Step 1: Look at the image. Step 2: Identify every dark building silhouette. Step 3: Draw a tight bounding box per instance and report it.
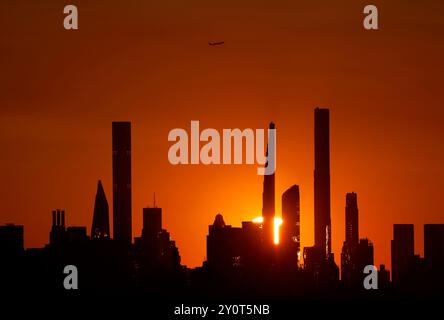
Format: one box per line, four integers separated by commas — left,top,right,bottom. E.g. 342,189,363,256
91,180,110,239
279,185,300,268
0,224,24,256
3,117,444,301
66,226,89,244
49,209,66,245
314,108,331,258
0,224,25,293
49,210,89,245
240,220,263,272
345,192,359,247
157,229,181,270
341,192,373,288
424,224,444,269
303,246,323,277
304,109,338,286
206,214,265,281
142,207,162,240
424,224,444,284
138,207,162,261
378,264,390,290
355,239,374,278
207,214,243,275
135,206,181,272
340,249,351,282
112,122,132,245
391,224,414,285
262,122,276,248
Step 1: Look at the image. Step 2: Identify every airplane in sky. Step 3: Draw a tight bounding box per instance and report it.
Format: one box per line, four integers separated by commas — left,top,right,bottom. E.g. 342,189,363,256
208,41,225,46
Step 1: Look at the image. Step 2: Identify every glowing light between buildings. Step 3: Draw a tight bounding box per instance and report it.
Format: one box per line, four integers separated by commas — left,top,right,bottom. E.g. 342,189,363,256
252,216,283,245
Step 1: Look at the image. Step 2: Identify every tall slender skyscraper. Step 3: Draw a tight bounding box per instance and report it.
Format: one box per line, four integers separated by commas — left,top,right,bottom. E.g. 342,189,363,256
341,192,370,287
112,122,132,245
262,122,275,247
281,185,300,266
345,192,359,247
91,180,110,239
314,108,331,258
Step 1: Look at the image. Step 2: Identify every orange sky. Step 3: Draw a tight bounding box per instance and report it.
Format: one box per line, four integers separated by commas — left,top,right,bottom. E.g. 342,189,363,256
1,1,443,269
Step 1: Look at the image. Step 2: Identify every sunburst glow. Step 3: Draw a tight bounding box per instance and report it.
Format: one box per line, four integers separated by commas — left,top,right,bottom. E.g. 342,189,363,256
252,216,283,245
273,217,283,245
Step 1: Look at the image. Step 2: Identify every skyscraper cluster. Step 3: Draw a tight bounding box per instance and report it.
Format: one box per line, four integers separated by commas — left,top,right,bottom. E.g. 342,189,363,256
0,121,183,294
0,111,444,299
391,223,444,291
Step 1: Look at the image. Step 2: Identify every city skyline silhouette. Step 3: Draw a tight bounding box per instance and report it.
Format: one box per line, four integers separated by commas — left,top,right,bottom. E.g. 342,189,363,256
1,1,444,291
1,108,444,300
1,109,443,273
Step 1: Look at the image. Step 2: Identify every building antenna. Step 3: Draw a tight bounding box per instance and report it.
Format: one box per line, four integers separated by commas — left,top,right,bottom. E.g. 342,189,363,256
153,192,156,208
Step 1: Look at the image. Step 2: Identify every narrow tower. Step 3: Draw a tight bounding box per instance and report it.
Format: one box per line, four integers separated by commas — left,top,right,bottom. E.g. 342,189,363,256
112,122,132,245
281,185,300,266
345,192,359,247
314,108,332,258
262,122,276,248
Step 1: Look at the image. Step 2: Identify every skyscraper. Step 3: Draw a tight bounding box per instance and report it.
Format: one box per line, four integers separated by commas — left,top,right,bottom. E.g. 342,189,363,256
134,205,182,271
304,109,339,285
345,192,359,247
314,108,331,258
280,185,300,266
391,224,414,285
262,122,276,248
424,224,444,273
207,214,243,274
341,192,365,286
91,180,110,239
354,238,374,283
141,206,162,263
142,207,162,241
112,122,132,245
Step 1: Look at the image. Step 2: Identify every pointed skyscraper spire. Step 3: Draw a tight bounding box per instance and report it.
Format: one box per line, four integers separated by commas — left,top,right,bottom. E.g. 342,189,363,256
91,180,110,239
